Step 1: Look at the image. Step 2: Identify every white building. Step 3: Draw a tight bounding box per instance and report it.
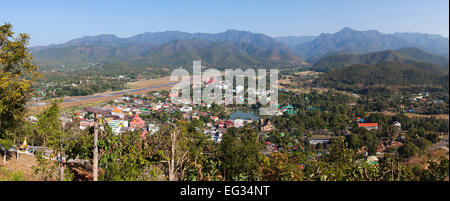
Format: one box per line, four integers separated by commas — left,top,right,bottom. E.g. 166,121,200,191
234,119,244,128
148,123,160,135
392,121,402,130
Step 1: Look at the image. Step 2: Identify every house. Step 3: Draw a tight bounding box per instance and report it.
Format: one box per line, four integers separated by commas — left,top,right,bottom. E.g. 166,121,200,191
356,117,365,123
392,121,402,130
234,119,244,128
282,105,296,114
358,123,379,130
107,120,122,134
210,116,219,122
80,119,94,131
148,123,160,135
216,120,225,128
308,137,331,145
111,108,123,116
366,156,379,165
180,105,192,113
28,116,38,123
225,120,235,128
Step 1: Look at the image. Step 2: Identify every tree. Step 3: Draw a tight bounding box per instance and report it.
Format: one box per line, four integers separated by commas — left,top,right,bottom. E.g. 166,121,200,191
420,157,449,181
146,121,191,181
347,134,363,150
0,23,39,163
98,127,162,181
377,154,414,181
219,127,263,180
93,113,99,181
258,152,305,181
397,142,419,161
36,100,69,181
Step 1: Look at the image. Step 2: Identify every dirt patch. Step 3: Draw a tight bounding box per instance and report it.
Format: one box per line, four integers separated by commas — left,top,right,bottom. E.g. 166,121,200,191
404,148,449,169
404,113,449,120
377,111,449,120
0,152,38,181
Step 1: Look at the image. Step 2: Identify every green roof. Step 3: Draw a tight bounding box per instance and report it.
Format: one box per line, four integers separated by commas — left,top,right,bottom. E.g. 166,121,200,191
282,105,294,109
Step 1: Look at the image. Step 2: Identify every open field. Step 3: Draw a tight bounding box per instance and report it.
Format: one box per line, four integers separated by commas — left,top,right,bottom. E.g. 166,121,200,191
29,76,176,114
377,111,449,120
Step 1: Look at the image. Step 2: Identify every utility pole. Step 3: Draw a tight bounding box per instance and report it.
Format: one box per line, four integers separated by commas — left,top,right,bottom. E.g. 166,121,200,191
93,113,99,181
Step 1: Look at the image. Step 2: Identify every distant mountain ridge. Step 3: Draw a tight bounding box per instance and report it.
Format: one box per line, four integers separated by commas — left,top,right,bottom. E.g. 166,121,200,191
30,30,301,70
30,28,449,71
295,27,449,61
136,38,301,69
275,36,317,48
312,47,449,72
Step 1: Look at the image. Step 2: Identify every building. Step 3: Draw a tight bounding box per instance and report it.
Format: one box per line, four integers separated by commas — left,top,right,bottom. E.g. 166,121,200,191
392,121,402,130
358,123,379,130
111,108,124,117
356,117,365,123
107,120,122,134
366,156,379,165
148,123,160,135
180,105,193,113
308,137,331,145
234,119,244,128
282,105,296,115
225,120,235,128
80,119,94,131
130,113,146,129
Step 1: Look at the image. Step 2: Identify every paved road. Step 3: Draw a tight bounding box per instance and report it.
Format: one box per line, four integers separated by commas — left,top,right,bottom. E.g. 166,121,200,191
427,136,449,151
29,81,180,107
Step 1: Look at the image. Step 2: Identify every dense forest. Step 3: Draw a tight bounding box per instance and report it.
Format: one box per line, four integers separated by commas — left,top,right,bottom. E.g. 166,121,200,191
316,62,449,93
312,47,449,72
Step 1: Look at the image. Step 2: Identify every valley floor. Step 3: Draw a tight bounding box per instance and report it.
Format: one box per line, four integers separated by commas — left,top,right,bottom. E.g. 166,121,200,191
29,76,176,114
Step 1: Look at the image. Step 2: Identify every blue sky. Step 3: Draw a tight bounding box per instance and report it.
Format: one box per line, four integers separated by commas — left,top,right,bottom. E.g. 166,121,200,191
2,0,448,46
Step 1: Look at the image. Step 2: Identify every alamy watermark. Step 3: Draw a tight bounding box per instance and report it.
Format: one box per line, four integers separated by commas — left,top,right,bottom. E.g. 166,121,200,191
170,60,278,115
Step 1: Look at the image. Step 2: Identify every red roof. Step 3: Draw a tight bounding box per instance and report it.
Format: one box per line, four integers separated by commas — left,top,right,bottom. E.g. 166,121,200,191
358,123,378,127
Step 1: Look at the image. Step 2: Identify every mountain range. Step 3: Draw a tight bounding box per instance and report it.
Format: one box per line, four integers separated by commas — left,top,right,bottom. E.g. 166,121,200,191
294,27,449,62
30,30,301,70
30,28,449,71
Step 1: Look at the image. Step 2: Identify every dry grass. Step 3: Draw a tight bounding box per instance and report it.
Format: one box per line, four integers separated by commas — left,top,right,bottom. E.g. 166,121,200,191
0,153,38,181
377,111,449,120
294,71,322,76
404,148,449,169
404,113,449,120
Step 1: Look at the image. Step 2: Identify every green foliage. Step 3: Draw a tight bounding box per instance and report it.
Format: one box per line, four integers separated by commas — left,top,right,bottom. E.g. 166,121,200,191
0,23,39,150
99,127,163,181
0,167,25,181
218,127,264,180
316,62,448,95
32,150,58,181
312,48,448,72
420,157,449,181
398,142,419,160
